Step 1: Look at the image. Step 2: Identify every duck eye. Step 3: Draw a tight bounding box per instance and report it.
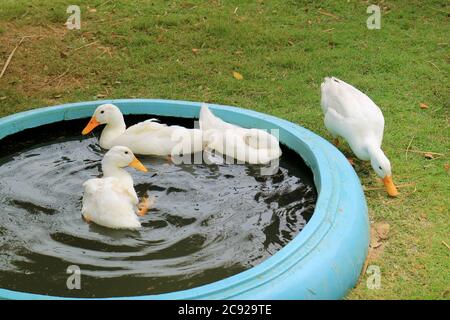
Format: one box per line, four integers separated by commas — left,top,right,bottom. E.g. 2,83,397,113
125,151,129,155
378,166,382,170
100,110,105,114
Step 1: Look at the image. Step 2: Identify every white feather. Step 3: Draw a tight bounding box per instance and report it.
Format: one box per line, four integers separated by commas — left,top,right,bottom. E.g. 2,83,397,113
320,77,385,160
199,104,282,164
82,177,141,229
90,104,203,156
81,146,146,230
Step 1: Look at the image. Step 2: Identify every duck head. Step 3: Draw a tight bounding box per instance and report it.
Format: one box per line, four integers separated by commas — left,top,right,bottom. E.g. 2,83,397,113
82,104,124,135
103,146,148,172
369,148,399,197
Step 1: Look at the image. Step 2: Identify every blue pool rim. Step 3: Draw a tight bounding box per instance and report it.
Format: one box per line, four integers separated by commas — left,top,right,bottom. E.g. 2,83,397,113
0,99,369,300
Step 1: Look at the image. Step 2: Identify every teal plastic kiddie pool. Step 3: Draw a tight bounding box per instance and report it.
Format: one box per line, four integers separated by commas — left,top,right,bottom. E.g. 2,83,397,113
0,99,369,300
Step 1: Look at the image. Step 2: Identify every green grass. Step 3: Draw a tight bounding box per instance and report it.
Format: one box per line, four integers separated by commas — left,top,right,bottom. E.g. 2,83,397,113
0,0,449,299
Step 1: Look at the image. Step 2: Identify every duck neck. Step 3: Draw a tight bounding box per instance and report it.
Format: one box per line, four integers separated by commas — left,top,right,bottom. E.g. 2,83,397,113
366,143,384,160
99,115,126,149
101,158,133,190
366,143,390,177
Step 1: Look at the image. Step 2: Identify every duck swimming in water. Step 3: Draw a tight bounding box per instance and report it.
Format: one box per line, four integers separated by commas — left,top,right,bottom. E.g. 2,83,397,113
199,104,282,165
82,146,150,229
82,104,204,157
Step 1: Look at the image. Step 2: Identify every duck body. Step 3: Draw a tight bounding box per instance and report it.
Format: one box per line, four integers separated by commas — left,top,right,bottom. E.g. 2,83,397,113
81,146,149,230
321,76,384,160
199,105,282,164
320,76,398,196
110,120,204,156
82,177,141,229
83,104,203,156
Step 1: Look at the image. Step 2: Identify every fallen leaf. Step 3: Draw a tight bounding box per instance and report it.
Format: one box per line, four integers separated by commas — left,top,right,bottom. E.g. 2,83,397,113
232,71,243,80
52,94,62,99
0,96,6,101
191,48,199,54
88,8,97,13
424,152,434,159
368,226,385,261
445,163,450,171
369,227,380,248
375,222,390,240
419,103,429,109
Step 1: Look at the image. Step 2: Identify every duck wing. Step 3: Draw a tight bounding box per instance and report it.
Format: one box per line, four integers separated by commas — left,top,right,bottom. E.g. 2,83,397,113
321,77,384,140
82,177,140,229
83,177,137,211
124,119,168,135
113,119,183,155
321,77,358,117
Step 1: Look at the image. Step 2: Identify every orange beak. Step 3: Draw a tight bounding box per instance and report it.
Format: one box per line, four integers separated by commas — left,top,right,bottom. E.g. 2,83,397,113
383,175,399,197
129,157,148,172
82,117,101,135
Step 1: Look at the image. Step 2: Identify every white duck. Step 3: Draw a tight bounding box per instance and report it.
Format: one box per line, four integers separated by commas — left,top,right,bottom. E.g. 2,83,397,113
199,104,282,164
82,104,204,157
320,76,398,197
82,146,150,229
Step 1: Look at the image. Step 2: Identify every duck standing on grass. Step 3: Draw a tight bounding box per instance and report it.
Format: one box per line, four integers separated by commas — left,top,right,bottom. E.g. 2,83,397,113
320,77,399,197
82,146,151,229
82,103,204,158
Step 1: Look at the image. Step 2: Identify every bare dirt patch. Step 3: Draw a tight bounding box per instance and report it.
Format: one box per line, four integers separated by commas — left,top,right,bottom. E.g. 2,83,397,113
357,221,391,286
0,22,112,101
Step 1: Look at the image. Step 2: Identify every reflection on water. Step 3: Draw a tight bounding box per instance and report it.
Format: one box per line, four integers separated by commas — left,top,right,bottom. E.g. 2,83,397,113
0,116,316,297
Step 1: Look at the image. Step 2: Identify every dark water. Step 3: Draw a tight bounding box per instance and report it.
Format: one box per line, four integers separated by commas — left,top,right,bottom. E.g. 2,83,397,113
0,115,317,298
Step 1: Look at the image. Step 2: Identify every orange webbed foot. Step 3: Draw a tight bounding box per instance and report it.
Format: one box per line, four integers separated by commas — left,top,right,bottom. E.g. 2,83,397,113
137,196,155,216
82,214,91,224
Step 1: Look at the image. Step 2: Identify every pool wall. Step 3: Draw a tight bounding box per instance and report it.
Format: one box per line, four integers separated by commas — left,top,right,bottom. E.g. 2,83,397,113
0,99,369,300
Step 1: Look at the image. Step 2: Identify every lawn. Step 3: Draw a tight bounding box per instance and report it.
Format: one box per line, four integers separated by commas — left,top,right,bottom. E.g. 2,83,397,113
0,0,448,299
